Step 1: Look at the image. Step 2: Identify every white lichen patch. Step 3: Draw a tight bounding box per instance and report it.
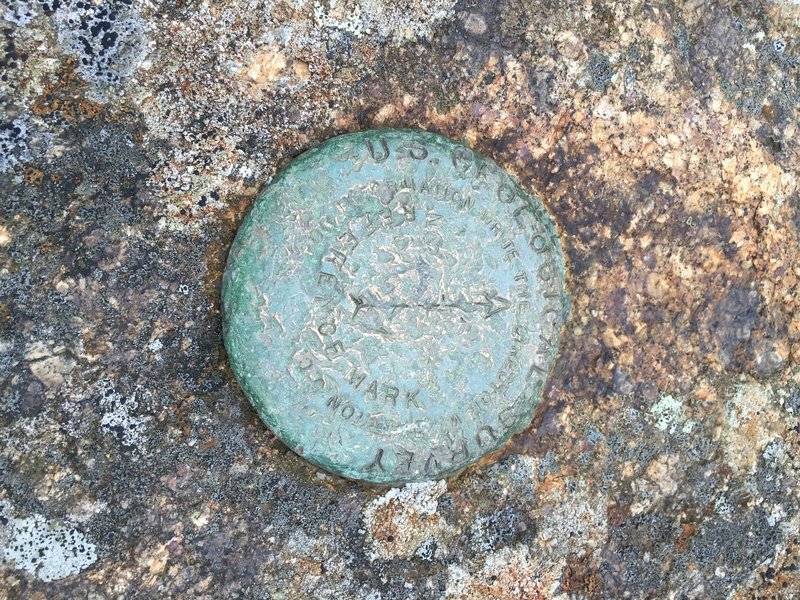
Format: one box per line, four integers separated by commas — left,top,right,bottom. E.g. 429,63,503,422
313,0,457,43
722,382,785,476
763,438,787,470
53,0,151,95
122,0,458,233
97,380,151,450
648,394,686,433
256,530,354,597
363,480,450,560
2,513,97,582
714,493,734,517
3,1,39,26
537,478,608,555
494,454,539,496
444,544,564,599
0,116,31,173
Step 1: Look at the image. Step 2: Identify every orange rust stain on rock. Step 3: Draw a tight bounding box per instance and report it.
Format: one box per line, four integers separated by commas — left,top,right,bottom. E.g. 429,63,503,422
23,166,44,188
31,60,105,123
200,436,220,451
675,521,699,552
562,553,603,598
607,503,630,528
204,195,253,306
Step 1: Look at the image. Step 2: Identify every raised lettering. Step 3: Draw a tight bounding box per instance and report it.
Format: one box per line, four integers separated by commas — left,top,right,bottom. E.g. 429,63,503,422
538,261,557,282
363,448,387,472
324,248,347,269
424,452,442,474
477,292,512,319
530,233,549,254
474,159,496,182
309,374,326,392
503,240,519,262
406,137,428,160
427,211,443,224
451,146,473,174
337,230,357,249
450,439,470,461
405,388,423,410
317,271,336,285
366,137,390,162
397,202,415,222
350,293,367,318
385,386,399,406
366,380,378,401
527,361,547,379
345,366,368,389
497,182,516,204
318,322,336,336
452,190,474,211
293,350,313,371
325,340,344,358
395,447,415,473
475,425,498,447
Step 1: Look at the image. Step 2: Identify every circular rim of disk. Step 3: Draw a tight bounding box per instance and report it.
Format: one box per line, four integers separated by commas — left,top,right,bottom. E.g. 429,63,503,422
222,129,568,484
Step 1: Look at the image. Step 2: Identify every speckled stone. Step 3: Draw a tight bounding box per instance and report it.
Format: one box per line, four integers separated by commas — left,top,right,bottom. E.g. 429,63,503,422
2,0,800,598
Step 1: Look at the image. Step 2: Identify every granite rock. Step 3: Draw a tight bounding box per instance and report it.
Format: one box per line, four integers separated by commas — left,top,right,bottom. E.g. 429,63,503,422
2,0,800,598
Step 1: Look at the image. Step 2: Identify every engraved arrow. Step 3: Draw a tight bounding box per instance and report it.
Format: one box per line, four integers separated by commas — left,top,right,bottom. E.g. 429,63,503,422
473,291,512,319
349,293,367,318
348,290,512,319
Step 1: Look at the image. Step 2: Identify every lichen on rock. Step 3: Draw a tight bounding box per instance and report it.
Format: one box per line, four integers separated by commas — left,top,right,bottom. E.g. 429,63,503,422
2,0,800,597
1,509,97,583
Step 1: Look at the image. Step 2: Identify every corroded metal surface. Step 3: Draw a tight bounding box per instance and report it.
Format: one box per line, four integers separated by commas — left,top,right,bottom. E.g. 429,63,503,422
222,129,567,483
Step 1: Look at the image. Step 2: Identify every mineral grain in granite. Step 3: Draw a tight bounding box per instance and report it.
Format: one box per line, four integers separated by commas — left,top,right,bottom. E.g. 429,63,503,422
2,0,800,598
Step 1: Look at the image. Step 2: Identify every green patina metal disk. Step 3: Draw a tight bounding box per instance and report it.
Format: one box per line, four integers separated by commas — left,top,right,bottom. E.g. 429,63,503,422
222,129,568,484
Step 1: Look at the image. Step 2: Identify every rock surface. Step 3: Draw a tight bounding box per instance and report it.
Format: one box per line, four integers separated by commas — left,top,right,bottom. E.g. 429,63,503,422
2,0,800,598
